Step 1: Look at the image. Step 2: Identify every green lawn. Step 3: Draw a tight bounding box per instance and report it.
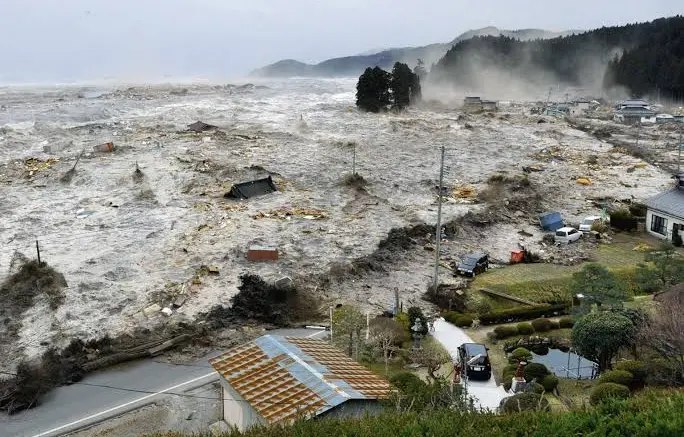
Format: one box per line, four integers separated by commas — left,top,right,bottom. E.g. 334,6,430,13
471,233,656,304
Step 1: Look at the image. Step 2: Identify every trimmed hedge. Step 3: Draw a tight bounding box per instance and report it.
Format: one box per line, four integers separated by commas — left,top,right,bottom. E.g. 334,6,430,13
444,312,474,328
590,383,630,405
524,363,550,382
509,347,532,364
541,374,559,392
479,304,569,325
598,370,634,388
531,318,553,332
516,322,534,335
610,209,637,231
494,325,519,339
501,392,550,413
558,316,575,328
615,360,647,388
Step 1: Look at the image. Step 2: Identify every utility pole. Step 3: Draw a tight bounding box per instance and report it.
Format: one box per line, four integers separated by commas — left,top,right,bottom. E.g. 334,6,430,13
433,146,445,293
329,306,333,345
678,128,683,174
366,311,370,341
352,143,356,175
36,240,41,265
546,88,552,106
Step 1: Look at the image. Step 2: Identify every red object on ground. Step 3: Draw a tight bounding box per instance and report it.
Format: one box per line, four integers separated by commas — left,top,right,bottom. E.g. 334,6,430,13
510,250,524,264
247,246,279,262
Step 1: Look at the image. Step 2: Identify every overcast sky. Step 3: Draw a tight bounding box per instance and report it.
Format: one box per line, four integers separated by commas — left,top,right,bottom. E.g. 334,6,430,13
0,0,682,83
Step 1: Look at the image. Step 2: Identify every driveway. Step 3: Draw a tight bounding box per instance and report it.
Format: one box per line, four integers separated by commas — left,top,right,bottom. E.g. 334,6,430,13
432,318,508,411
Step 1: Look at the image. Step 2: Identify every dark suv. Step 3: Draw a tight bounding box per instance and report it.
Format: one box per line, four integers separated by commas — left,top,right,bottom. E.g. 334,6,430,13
456,252,489,277
457,343,492,380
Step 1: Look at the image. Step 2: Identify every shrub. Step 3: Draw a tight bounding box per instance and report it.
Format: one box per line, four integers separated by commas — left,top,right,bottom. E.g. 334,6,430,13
610,209,637,231
479,304,570,325
598,370,634,388
541,374,559,392
501,392,550,413
531,318,553,332
591,221,609,234
494,325,519,339
615,360,647,388
549,320,560,330
590,382,630,405
529,343,549,355
516,322,534,335
524,363,550,382
530,382,545,394
558,316,575,328
444,312,473,328
509,348,532,364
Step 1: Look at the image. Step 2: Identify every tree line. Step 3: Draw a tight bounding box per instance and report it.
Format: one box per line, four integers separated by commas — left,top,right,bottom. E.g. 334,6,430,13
429,16,684,98
356,61,422,112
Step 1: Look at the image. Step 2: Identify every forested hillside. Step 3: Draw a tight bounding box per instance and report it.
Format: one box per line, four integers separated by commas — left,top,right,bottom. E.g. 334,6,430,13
430,16,684,98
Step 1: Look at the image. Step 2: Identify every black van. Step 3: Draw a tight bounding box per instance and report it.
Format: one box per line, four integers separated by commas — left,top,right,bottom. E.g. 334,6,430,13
456,252,489,277
457,343,492,380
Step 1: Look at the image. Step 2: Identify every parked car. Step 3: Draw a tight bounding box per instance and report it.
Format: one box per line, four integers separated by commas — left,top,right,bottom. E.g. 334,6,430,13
457,343,492,380
579,215,606,233
456,252,489,277
555,227,582,244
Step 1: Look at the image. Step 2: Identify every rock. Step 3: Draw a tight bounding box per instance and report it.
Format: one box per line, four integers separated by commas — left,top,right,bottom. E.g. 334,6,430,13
275,276,293,288
207,265,220,275
161,307,173,316
172,295,187,309
143,303,162,317
423,244,435,251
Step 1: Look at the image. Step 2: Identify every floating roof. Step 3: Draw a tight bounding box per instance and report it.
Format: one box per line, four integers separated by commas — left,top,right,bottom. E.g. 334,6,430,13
209,335,391,425
225,176,277,199
187,121,217,132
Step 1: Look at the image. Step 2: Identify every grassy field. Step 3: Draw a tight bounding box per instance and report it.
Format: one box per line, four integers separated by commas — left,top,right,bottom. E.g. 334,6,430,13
471,233,660,305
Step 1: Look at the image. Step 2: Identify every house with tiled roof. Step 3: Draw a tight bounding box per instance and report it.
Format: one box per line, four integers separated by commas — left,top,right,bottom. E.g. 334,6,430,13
209,335,391,431
645,174,684,242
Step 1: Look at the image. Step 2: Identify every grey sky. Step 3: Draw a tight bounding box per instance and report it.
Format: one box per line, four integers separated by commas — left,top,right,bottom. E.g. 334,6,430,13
0,0,682,83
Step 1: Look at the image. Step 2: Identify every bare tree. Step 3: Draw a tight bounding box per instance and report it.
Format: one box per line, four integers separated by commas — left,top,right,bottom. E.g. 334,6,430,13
410,338,451,380
368,317,406,375
332,305,365,359
641,290,684,382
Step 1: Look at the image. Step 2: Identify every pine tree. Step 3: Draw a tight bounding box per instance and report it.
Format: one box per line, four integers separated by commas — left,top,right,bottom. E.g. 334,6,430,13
355,67,392,112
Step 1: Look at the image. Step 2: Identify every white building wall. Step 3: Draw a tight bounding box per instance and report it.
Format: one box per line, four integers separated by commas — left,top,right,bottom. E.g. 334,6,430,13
646,209,684,241
221,382,265,431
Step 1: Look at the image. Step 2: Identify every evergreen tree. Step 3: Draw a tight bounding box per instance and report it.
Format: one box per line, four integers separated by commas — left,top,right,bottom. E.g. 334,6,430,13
355,67,391,112
390,62,421,110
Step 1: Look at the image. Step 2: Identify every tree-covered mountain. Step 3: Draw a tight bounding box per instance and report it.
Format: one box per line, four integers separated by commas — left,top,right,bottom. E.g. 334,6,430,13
430,16,684,99
250,27,578,78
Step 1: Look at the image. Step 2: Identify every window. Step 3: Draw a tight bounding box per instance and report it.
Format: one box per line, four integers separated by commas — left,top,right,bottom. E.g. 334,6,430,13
568,229,578,235
651,214,667,235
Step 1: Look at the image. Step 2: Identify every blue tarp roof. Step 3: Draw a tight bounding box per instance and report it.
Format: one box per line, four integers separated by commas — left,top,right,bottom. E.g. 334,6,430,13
539,211,564,231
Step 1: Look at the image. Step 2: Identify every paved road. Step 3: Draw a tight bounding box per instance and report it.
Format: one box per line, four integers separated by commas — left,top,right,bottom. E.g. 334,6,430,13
432,318,508,411
1,328,327,437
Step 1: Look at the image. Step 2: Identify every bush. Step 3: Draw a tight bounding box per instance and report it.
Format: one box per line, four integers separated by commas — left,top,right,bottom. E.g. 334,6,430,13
549,319,560,329
479,304,570,325
615,360,647,388
530,382,545,394
610,209,637,231
590,383,630,405
531,318,553,332
528,343,549,355
558,316,575,328
516,322,534,335
524,363,550,382
444,312,473,328
509,348,532,364
541,374,559,392
598,370,634,388
501,392,550,413
494,325,519,339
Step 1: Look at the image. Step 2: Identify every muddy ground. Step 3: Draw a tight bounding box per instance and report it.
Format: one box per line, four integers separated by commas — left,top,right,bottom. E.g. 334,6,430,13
0,79,675,371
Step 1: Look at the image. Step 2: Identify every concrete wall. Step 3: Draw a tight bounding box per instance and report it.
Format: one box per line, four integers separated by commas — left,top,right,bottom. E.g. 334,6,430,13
646,209,684,241
220,381,265,431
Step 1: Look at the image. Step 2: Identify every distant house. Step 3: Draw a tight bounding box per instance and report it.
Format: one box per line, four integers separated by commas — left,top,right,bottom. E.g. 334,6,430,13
463,96,482,111
481,100,498,111
645,174,684,242
616,99,650,110
614,106,656,124
209,335,391,431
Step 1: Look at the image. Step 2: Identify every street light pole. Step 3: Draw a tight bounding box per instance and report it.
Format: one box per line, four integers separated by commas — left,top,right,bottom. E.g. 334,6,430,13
433,146,446,293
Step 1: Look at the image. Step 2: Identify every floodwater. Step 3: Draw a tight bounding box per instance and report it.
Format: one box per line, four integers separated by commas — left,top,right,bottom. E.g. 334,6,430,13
0,78,672,370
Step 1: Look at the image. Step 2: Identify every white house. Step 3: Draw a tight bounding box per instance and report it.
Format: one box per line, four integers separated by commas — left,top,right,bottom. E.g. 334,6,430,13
208,335,390,431
645,175,684,241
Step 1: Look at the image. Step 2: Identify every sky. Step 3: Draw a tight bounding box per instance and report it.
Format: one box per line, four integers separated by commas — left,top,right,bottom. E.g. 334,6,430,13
0,0,682,83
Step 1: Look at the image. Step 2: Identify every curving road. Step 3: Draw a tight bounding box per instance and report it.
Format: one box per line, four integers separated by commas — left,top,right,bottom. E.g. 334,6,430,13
0,328,327,437
432,318,508,411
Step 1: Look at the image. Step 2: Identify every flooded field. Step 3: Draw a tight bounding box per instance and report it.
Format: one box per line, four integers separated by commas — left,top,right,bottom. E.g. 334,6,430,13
0,79,675,369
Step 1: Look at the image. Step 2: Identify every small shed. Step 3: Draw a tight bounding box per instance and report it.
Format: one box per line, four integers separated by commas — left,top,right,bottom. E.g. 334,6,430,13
209,335,391,431
247,245,279,262
225,176,277,199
